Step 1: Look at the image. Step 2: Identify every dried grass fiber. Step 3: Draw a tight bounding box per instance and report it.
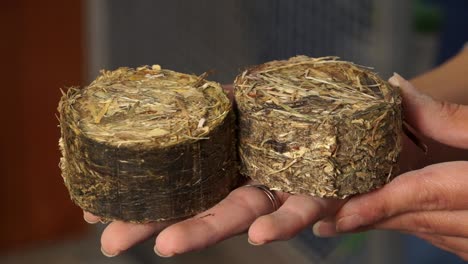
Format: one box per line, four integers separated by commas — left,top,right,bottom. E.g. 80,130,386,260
58,65,239,222
234,56,402,198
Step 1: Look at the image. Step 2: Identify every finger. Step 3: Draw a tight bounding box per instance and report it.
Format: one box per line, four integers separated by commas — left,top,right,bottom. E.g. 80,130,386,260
412,232,468,257
314,210,468,238
374,210,468,237
312,216,377,238
313,218,338,237
248,195,345,244
222,84,234,100
83,211,100,224
415,233,468,261
389,73,468,148
331,161,468,233
154,184,289,257
101,221,172,257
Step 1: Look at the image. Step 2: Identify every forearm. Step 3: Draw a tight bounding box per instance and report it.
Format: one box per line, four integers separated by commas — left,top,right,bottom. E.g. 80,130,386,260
410,46,468,104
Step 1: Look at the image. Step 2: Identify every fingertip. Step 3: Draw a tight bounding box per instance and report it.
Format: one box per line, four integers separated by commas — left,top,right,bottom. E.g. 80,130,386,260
388,72,408,86
101,221,166,258
312,222,321,236
389,73,419,96
154,245,174,258
393,72,404,82
100,227,121,258
247,237,265,246
154,223,193,257
101,246,119,258
388,73,400,87
312,220,338,237
248,214,278,244
154,230,175,256
83,211,100,224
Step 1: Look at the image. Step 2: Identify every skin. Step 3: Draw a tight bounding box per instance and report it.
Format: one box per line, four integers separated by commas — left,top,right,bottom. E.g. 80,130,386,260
410,46,468,104
85,84,346,258
86,48,468,260
314,73,468,261
87,183,345,257
317,49,468,261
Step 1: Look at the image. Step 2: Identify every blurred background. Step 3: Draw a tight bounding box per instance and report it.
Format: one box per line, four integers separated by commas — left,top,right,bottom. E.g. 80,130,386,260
2,0,467,263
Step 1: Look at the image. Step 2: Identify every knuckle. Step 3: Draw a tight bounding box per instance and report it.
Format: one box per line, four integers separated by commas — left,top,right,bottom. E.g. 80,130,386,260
372,200,392,220
418,184,444,210
435,102,468,148
410,213,437,233
438,101,461,119
223,193,253,214
411,169,448,210
225,189,267,217
276,191,290,204
284,206,309,227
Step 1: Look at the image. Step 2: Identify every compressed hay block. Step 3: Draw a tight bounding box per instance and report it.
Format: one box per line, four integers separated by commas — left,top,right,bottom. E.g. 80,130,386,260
234,56,402,198
58,65,239,222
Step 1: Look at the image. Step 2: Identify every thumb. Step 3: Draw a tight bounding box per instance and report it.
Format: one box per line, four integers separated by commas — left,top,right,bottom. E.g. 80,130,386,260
389,73,468,149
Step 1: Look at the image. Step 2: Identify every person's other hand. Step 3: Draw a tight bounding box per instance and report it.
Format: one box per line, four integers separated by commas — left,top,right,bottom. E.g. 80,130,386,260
313,74,468,260
84,181,344,257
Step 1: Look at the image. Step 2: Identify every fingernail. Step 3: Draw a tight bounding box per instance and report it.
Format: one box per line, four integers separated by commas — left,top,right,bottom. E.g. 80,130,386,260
312,221,337,237
312,222,322,237
247,238,265,246
336,214,365,233
101,247,119,257
83,215,99,224
389,73,425,99
154,247,173,258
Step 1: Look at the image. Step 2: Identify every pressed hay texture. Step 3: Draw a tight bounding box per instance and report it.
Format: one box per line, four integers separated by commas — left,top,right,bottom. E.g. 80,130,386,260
234,56,402,198
58,65,239,222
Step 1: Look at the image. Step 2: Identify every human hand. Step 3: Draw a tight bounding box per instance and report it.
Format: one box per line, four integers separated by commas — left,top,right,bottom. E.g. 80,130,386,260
84,181,344,257
82,84,345,257
313,73,468,260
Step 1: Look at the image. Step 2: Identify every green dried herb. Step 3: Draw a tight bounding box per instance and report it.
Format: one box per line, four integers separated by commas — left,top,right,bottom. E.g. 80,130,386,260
58,65,239,223
234,56,402,198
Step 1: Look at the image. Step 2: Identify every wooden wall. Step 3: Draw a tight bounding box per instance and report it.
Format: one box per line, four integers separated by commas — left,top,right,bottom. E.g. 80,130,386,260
1,0,88,252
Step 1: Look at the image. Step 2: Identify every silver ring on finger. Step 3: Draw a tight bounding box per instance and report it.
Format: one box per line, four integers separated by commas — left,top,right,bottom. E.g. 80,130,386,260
244,184,280,211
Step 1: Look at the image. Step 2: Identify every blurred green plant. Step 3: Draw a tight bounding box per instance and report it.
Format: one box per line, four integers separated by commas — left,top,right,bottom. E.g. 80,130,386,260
336,233,367,254
413,0,443,34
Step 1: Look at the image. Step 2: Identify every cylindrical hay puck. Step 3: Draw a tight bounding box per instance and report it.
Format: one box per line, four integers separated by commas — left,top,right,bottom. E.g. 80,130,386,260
234,56,402,198
58,65,239,222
